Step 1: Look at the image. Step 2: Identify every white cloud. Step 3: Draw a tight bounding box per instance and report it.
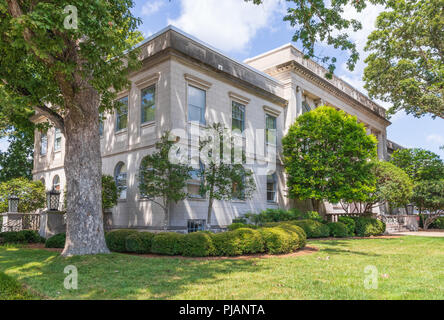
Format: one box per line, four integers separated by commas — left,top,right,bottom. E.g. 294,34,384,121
426,134,444,145
168,0,285,53
142,1,165,16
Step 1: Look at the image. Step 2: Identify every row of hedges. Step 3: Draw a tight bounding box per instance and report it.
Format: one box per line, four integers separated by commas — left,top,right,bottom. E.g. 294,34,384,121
0,230,44,244
103,226,306,257
233,209,322,225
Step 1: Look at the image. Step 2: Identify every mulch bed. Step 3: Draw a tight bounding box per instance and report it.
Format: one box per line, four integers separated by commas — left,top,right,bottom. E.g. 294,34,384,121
22,243,319,260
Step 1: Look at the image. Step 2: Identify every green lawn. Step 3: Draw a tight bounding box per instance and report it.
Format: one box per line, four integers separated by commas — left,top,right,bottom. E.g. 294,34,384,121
0,236,442,299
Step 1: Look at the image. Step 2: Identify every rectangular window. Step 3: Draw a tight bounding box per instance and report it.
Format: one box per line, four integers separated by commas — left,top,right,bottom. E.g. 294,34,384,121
141,85,155,124
187,219,206,233
40,132,47,156
54,128,62,151
232,101,245,132
115,96,128,131
265,114,277,145
187,163,204,198
99,113,104,137
188,85,206,124
267,173,277,202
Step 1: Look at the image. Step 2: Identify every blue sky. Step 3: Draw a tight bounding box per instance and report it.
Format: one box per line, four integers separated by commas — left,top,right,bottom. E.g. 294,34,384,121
1,0,443,159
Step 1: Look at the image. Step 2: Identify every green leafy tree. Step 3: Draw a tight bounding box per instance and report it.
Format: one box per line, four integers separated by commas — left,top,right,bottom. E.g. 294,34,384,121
282,106,378,213
0,1,142,255
362,161,413,213
390,148,444,182
139,132,192,230
0,178,45,213
412,180,444,229
101,175,118,211
364,0,443,118
198,123,256,229
0,130,33,182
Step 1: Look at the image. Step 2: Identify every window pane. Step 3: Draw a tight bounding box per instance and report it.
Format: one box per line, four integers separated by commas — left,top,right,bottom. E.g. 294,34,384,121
265,115,276,145
188,86,205,124
40,133,47,155
114,162,127,199
232,101,245,132
266,173,276,202
116,96,128,131
141,85,155,123
54,128,61,151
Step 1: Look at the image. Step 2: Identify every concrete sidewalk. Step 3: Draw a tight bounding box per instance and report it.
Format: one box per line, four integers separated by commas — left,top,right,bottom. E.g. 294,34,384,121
391,231,444,237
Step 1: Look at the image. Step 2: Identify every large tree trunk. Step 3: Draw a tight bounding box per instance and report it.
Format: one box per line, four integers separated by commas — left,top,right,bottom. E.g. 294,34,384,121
207,197,213,230
62,86,109,256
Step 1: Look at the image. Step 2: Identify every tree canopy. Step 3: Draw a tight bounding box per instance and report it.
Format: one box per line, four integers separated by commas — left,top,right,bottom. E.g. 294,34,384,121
282,106,378,210
364,0,443,118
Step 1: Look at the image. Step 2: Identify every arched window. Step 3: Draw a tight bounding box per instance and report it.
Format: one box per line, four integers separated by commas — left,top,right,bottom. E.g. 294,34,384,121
114,162,127,199
52,175,60,191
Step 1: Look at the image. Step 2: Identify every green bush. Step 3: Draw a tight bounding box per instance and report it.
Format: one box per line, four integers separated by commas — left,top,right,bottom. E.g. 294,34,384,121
232,217,247,224
327,222,349,237
151,232,185,255
300,210,323,222
273,223,307,248
125,232,155,254
0,178,45,213
105,229,138,252
230,228,264,254
280,219,330,238
211,231,242,256
45,233,66,248
182,232,215,257
259,227,294,254
227,223,257,231
355,217,386,237
0,230,44,244
338,216,356,236
430,217,444,229
244,209,324,225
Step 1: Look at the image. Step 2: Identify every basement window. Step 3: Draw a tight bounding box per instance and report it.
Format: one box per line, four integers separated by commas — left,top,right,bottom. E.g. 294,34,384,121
187,219,206,233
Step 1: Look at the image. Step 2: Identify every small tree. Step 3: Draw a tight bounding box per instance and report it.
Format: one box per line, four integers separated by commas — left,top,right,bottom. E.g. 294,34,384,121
101,175,118,212
391,148,444,182
0,178,45,213
199,123,256,229
139,132,192,230
360,161,413,213
282,106,378,213
412,180,444,230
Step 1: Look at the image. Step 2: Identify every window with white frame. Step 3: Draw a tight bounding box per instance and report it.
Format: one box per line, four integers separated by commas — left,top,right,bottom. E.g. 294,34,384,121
115,96,128,131
188,85,206,125
52,175,60,191
267,173,277,203
265,114,277,145
141,85,155,124
114,162,127,199
40,132,47,156
232,101,245,132
54,128,62,151
188,161,204,198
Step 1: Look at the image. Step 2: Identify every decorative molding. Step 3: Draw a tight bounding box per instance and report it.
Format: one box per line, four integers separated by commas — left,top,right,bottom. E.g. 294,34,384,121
263,105,281,117
228,91,250,105
184,73,212,90
134,72,160,88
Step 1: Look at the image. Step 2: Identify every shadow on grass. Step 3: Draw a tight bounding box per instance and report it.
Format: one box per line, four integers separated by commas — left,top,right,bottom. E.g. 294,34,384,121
0,247,269,299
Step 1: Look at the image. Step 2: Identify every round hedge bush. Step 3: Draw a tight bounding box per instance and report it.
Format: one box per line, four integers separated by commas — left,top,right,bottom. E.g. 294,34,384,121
211,231,242,256
227,223,257,231
105,229,138,252
338,216,356,236
125,232,155,254
259,227,298,254
0,230,45,244
327,222,349,237
291,219,330,238
230,228,264,254
355,217,386,237
181,231,215,257
151,232,185,255
274,223,307,248
45,233,66,248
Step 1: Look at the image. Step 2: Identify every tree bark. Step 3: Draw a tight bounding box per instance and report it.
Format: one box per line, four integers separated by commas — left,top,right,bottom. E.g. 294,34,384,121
207,197,214,230
163,201,169,231
62,86,109,256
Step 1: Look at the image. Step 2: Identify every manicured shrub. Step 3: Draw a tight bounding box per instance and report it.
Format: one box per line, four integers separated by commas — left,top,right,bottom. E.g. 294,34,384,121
0,230,44,244
227,223,257,231
45,233,66,248
300,210,323,222
327,222,349,238
105,229,138,252
430,217,444,229
287,219,330,238
151,232,185,255
274,223,307,248
232,217,247,224
259,227,294,254
211,232,242,256
230,228,264,254
355,217,386,237
338,216,356,236
125,232,155,254
181,232,215,257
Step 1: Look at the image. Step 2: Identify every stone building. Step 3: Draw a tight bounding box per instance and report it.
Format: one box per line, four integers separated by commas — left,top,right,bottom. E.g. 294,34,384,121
31,26,397,232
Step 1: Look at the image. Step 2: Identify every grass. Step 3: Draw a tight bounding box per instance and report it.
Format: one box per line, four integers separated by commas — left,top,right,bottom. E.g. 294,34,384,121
0,236,443,299
0,271,38,300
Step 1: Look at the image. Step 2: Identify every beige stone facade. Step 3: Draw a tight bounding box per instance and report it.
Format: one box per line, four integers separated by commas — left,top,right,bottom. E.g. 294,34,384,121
31,26,392,231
